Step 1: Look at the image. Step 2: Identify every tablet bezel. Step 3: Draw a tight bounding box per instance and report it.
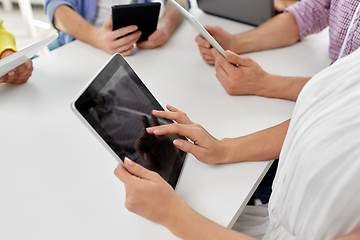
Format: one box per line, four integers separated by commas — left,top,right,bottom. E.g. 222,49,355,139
168,0,226,56
71,53,187,189
111,3,161,43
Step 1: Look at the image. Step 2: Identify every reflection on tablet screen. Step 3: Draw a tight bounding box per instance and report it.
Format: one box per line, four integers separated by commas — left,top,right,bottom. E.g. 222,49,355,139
74,54,187,188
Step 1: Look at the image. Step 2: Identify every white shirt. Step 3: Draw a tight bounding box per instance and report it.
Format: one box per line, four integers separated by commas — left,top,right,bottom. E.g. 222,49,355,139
266,47,360,239
234,47,360,240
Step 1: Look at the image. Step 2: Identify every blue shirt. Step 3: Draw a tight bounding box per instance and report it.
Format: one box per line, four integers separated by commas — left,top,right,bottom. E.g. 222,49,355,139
44,0,189,46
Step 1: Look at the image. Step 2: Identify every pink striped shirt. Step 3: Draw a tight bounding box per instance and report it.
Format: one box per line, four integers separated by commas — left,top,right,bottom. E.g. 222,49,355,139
286,0,360,63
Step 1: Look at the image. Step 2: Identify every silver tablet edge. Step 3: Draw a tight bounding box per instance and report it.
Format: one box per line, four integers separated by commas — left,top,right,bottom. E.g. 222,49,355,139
70,53,125,166
70,53,187,190
168,0,226,57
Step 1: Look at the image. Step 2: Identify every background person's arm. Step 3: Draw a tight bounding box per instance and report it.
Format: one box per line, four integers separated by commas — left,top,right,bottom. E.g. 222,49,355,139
196,12,300,65
213,50,310,101
231,12,300,54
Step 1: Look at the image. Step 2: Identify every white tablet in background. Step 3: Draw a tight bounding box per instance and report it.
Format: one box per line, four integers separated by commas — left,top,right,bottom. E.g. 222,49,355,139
0,33,58,77
168,0,226,57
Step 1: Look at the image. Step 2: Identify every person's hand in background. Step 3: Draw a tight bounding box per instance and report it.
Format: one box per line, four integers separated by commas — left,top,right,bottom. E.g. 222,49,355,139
0,49,33,84
96,16,141,56
195,25,235,65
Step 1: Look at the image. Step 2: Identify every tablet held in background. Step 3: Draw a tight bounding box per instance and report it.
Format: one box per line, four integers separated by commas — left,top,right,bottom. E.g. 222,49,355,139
168,0,226,57
0,33,58,77
112,3,160,43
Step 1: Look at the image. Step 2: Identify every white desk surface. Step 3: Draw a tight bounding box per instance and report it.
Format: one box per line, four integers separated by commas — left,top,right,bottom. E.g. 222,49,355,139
0,4,330,240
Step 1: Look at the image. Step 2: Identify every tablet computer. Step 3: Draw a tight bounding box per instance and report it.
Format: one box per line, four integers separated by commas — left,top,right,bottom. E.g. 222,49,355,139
0,33,58,77
112,3,161,43
168,0,226,56
197,0,275,26
72,53,187,189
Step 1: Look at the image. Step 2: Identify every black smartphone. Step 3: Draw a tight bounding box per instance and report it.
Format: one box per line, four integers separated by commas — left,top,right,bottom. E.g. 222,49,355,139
111,3,161,43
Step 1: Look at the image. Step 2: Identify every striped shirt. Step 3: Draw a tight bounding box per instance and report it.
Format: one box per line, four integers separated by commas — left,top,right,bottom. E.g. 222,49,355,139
286,0,360,63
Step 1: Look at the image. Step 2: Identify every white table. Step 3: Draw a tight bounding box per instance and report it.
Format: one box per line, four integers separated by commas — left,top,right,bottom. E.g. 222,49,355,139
0,5,330,240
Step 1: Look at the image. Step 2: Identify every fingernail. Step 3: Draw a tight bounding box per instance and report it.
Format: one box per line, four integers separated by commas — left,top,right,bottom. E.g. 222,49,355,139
146,127,153,132
152,110,159,113
173,139,183,147
8,71,15,76
124,157,133,166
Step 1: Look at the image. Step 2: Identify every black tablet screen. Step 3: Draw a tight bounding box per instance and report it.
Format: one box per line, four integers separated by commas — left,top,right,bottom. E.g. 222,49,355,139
112,3,160,42
74,54,186,188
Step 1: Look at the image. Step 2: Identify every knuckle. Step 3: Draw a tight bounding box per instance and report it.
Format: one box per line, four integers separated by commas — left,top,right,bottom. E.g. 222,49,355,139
106,43,113,51
225,85,237,95
228,71,237,80
104,35,111,42
153,172,162,181
215,71,220,79
197,152,206,162
114,167,120,176
125,199,135,212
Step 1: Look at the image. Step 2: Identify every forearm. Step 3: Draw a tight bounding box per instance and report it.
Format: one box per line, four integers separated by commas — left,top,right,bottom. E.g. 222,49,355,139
53,5,100,48
220,119,290,164
159,0,189,35
165,198,256,240
260,74,311,101
0,49,15,59
232,12,300,54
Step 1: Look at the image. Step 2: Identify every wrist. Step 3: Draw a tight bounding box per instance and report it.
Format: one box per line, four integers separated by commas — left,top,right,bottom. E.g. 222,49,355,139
230,34,240,53
162,198,193,238
88,27,102,49
256,72,277,98
0,49,16,59
232,33,253,54
158,19,174,38
263,74,310,101
219,138,235,164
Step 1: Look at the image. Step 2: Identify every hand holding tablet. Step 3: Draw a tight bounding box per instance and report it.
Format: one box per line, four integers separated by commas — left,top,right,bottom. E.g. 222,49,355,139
112,3,160,43
0,33,58,79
